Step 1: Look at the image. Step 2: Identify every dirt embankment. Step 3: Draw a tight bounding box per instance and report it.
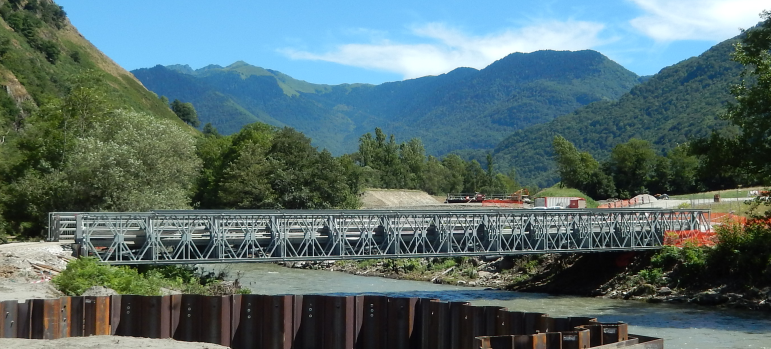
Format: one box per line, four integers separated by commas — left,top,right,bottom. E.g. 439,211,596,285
359,189,443,208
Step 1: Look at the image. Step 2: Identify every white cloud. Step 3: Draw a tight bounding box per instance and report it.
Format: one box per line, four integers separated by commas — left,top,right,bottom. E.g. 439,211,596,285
280,21,606,79
629,0,767,41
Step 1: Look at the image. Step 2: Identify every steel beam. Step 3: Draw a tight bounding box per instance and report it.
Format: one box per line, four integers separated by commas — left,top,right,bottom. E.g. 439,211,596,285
47,209,710,264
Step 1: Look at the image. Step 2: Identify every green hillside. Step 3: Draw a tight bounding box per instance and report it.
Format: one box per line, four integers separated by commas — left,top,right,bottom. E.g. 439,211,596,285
0,0,178,132
133,63,354,154
494,37,743,187
132,50,640,155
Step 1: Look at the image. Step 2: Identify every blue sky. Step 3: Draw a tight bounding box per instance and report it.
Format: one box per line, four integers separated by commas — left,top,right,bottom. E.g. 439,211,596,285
58,0,768,85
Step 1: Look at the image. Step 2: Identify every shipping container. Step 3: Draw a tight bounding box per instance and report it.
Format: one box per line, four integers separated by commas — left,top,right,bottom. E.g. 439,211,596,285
534,197,586,208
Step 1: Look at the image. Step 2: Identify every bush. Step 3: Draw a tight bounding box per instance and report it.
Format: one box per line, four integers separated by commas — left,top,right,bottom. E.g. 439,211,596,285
52,257,245,296
710,221,771,282
462,267,478,279
637,268,664,285
650,244,707,283
384,258,425,273
428,258,457,271
52,257,162,296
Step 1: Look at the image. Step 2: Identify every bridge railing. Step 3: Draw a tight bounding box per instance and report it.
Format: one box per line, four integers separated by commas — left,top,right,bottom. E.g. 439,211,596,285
48,209,711,264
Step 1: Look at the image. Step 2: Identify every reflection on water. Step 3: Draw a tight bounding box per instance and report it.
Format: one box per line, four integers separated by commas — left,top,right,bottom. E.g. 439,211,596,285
209,263,771,349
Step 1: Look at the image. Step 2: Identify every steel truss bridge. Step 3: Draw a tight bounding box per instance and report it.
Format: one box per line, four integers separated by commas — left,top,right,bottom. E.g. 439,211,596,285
48,209,710,265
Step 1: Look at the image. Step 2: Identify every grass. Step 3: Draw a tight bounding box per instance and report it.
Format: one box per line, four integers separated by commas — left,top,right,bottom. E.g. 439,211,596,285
692,201,753,216
669,187,767,200
534,186,600,208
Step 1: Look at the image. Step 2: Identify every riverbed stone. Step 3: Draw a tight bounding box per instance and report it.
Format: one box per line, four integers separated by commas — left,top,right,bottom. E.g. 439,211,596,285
691,290,728,305
631,284,657,296
478,271,492,279
665,296,688,303
657,287,673,296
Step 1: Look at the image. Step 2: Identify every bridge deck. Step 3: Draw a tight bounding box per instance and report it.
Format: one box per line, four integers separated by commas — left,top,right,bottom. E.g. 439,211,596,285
48,209,710,265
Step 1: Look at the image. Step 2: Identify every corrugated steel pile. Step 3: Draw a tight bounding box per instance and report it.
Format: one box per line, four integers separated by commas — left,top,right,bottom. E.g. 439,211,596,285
0,294,663,348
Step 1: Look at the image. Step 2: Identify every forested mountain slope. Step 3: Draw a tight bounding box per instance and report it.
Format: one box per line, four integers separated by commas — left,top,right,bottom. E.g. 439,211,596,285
494,37,743,187
0,0,177,132
133,50,641,155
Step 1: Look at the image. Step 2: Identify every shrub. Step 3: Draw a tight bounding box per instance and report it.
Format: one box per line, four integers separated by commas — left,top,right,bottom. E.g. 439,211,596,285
462,267,478,279
637,268,664,285
710,220,771,282
428,258,457,271
649,243,707,283
384,258,425,273
52,257,161,296
651,246,680,269
52,257,244,296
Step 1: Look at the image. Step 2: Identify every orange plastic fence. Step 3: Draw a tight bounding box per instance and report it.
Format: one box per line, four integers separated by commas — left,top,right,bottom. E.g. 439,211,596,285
709,212,747,224
597,197,651,208
481,200,525,208
664,230,717,247
664,213,771,247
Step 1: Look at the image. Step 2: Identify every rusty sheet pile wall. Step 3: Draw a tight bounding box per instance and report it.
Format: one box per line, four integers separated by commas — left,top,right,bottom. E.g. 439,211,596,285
0,294,663,349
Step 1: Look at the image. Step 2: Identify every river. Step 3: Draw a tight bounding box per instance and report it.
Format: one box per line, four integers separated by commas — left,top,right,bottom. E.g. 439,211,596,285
209,263,771,349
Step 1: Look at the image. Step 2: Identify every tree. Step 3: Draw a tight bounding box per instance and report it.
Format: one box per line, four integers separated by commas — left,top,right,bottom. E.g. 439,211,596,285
551,135,598,189
63,110,200,211
607,139,657,198
421,156,451,195
206,124,359,210
718,11,771,182
441,154,466,193
667,145,699,193
202,122,220,137
400,138,425,189
1,110,201,236
463,160,485,192
171,99,200,127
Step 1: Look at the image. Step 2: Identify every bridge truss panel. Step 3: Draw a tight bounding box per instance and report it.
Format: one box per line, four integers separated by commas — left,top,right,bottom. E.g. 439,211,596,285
52,209,710,265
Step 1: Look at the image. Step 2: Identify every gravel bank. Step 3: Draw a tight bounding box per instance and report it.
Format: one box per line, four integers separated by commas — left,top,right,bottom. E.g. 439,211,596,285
0,336,228,349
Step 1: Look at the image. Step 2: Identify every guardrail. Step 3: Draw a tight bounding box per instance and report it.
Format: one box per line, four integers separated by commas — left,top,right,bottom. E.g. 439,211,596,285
0,294,663,349
48,209,711,264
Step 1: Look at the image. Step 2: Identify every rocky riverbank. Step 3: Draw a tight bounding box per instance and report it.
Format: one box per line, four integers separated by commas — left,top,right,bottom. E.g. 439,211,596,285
283,252,771,312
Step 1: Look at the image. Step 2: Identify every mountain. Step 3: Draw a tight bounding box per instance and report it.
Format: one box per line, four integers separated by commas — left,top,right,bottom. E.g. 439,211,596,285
493,37,743,187
132,50,641,155
0,0,177,129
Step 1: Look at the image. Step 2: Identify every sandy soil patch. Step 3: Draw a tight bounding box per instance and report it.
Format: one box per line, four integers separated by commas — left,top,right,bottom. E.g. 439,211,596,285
0,336,228,349
359,189,442,208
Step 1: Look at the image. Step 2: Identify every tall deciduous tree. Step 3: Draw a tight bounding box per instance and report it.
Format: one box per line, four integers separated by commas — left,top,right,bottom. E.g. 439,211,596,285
552,135,598,189
551,135,616,198
723,11,771,182
607,139,656,198
171,99,200,127
1,110,201,236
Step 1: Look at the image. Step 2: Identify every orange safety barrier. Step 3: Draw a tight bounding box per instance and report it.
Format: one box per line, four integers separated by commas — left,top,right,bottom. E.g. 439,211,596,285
664,230,717,247
597,197,649,208
709,212,747,224
481,199,525,208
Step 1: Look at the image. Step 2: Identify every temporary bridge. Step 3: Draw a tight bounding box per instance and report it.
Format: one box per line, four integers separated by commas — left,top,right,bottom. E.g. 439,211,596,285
47,209,710,265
